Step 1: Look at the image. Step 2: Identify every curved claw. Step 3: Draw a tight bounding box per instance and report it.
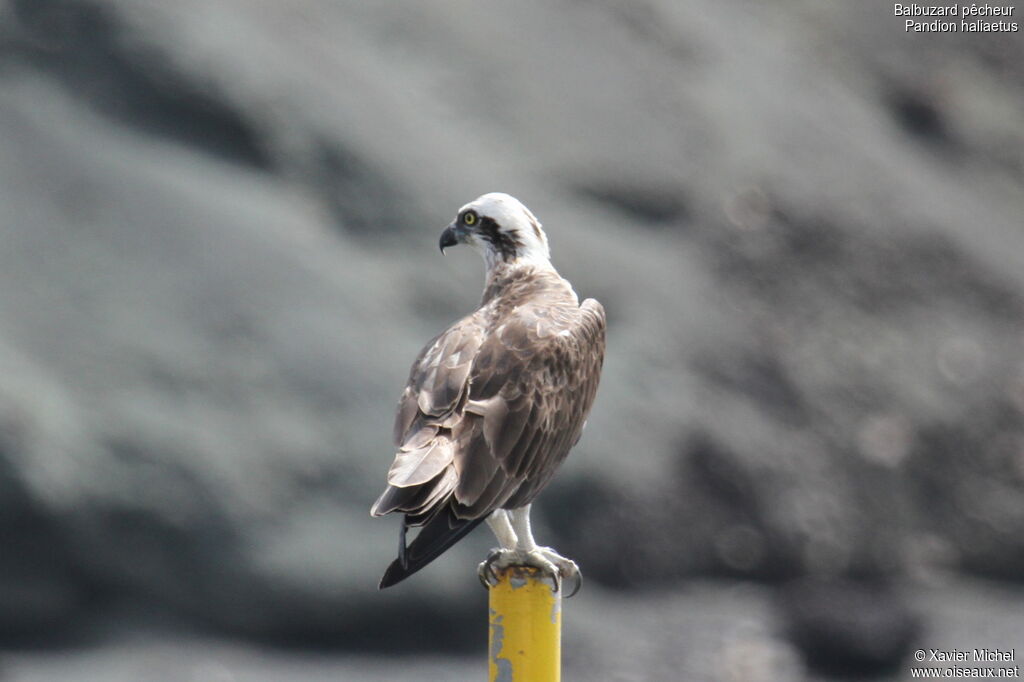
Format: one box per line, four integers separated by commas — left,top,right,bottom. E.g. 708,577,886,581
476,549,503,590
563,565,583,598
477,547,582,596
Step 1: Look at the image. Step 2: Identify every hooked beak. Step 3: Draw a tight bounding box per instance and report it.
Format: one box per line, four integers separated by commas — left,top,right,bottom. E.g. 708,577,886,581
439,223,459,254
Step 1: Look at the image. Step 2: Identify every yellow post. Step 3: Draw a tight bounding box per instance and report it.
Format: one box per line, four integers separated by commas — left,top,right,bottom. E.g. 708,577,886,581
488,566,561,681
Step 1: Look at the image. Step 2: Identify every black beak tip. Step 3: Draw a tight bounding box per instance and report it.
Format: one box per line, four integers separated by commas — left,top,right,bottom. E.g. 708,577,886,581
439,226,458,254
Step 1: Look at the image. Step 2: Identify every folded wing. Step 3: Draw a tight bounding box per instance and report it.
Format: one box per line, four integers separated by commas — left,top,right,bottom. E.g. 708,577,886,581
372,297,606,587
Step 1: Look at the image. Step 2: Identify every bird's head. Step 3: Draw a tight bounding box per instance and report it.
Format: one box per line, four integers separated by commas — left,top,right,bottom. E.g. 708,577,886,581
439,193,551,271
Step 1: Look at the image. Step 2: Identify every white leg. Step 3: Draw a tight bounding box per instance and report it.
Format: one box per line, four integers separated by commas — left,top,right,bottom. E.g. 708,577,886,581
508,504,538,551
485,509,518,550
478,504,582,596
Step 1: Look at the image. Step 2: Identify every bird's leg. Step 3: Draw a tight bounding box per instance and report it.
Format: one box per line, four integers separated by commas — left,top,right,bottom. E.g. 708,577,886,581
477,510,517,587
486,509,519,550
510,505,582,596
477,504,582,596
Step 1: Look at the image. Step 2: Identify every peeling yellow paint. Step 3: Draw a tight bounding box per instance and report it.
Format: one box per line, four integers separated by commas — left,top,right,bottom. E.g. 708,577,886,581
488,566,561,681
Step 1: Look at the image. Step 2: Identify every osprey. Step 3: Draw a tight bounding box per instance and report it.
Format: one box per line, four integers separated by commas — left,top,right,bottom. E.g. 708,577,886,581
371,192,606,592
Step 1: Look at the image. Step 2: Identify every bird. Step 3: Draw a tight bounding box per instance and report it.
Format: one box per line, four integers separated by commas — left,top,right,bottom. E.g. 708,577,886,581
370,192,606,593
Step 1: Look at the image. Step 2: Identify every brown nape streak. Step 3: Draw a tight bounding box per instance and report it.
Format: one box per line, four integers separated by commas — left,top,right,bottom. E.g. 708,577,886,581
529,216,542,240
477,216,522,262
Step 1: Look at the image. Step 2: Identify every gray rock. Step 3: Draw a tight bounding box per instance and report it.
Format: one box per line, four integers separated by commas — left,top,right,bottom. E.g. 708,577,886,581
0,0,1021,660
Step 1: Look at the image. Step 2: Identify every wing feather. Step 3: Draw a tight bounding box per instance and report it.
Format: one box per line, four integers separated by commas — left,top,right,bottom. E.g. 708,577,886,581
453,425,500,506
373,273,606,588
386,437,451,488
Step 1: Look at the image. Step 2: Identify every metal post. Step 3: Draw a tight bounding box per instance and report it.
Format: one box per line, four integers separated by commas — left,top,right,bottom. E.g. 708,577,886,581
488,566,561,682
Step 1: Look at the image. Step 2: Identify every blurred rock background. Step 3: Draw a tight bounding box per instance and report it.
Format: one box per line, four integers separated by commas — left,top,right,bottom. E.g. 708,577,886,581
0,0,1022,680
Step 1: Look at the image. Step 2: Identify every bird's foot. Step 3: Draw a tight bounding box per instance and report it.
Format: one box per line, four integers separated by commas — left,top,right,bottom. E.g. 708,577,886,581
477,546,582,597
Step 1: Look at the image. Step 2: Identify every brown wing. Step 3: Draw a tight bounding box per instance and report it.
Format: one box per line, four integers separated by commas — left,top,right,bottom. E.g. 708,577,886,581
370,315,485,521
371,296,605,587
452,297,606,515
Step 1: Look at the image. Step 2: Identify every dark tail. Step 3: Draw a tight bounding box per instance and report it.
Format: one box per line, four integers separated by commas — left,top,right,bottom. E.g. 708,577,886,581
379,509,486,589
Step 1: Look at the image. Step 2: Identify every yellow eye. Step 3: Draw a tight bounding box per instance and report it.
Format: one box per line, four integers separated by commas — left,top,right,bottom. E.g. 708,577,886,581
463,211,477,226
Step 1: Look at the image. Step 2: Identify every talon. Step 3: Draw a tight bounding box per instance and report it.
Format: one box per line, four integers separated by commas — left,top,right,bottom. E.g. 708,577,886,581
533,547,582,597
476,548,504,589
564,565,583,598
477,546,582,596
477,566,490,590
550,571,562,594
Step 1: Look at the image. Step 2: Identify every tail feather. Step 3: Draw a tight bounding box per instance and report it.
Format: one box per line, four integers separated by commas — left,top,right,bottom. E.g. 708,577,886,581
378,508,486,589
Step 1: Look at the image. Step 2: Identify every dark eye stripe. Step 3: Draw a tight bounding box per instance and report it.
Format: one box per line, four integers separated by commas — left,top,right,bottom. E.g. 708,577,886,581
477,216,523,262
